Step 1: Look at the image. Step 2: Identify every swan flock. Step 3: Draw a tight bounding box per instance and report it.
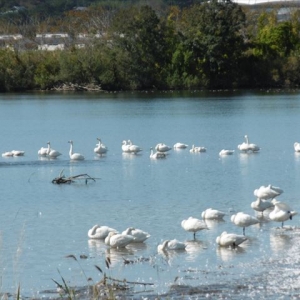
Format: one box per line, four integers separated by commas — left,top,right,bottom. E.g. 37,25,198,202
5,134,291,159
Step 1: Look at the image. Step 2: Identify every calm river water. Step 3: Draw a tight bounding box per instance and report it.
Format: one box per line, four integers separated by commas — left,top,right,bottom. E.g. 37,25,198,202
1,90,300,299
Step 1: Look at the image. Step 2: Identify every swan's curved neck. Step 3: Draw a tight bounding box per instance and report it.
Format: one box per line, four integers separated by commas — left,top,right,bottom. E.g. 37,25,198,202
123,228,131,235
90,225,98,235
245,135,249,144
69,143,73,156
161,240,169,250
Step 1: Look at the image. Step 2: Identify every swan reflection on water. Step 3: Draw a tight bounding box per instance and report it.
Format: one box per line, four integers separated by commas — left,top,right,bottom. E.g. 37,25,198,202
216,245,246,262
184,240,207,261
105,247,135,267
294,151,300,162
270,232,293,253
126,242,148,252
122,152,142,160
38,156,58,161
88,239,107,257
203,218,226,229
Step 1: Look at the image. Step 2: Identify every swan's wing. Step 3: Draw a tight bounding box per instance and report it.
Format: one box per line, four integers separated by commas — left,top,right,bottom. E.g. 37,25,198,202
275,201,292,211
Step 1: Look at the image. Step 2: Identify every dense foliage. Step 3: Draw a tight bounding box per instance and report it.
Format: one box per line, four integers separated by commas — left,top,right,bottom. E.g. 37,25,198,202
1,0,300,92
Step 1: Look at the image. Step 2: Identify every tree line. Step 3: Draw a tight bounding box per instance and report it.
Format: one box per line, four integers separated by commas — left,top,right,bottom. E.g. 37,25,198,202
1,0,300,92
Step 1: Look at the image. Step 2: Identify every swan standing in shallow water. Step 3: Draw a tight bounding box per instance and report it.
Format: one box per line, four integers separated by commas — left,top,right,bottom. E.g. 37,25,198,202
173,142,188,149
105,231,135,248
155,143,172,152
216,231,248,247
181,217,208,239
254,184,283,200
68,140,84,160
219,149,234,156
269,199,297,227
94,138,108,155
88,225,118,239
201,208,226,220
231,212,259,235
127,140,142,154
121,227,150,242
47,142,61,158
150,148,166,159
251,198,274,215
294,142,300,152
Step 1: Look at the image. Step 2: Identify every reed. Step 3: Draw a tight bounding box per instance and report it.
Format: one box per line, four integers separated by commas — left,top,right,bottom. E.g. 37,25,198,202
51,255,155,299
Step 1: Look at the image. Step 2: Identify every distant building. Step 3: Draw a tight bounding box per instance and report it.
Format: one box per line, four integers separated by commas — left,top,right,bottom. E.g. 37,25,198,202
35,33,69,51
0,34,23,49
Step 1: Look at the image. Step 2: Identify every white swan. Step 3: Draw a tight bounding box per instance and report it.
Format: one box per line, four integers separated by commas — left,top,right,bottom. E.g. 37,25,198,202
216,231,248,247
38,145,48,156
11,150,25,156
121,227,150,243
47,142,62,158
127,140,142,154
269,199,297,227
2,151,14,157
157,240,169,252
94,138,108,155
219,149,234,156
190,145,206,153
238,135,260,153
237,137,249,152
157,239,186,252
231,212,259,235
181,217,208,239
201,208,226,220
150,148,166,159
254,184,283,200
68,140,84,160
122,140,131,153
155,143,172,152
167,239,186,250
104,231,135,248
173,142,188,149
88,225,118,239
244,135,260,152
251,198,274,215
294,142,300,152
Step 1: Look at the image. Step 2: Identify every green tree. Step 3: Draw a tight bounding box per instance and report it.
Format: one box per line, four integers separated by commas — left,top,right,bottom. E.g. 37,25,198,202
110,5,170,90
257,20,298,58
181,0,246,89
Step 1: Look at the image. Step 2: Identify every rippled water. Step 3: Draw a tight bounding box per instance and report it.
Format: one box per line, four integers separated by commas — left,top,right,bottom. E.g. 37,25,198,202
1,90,300,299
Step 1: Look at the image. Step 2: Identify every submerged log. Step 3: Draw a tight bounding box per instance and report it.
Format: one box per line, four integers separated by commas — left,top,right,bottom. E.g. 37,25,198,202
52,170,97,184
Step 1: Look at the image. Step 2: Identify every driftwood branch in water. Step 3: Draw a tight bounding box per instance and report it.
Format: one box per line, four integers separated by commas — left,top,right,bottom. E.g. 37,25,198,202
52,170,97,184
